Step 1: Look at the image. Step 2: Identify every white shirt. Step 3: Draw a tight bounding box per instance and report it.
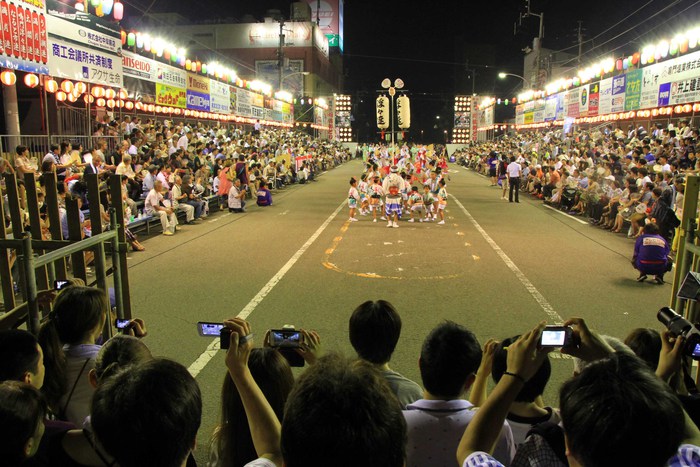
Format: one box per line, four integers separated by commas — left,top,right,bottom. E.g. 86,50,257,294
506,161,522,178
144,189,162,215
176,135,189,151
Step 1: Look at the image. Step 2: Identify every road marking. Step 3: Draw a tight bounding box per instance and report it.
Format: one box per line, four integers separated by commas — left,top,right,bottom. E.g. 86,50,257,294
452,196,565,325
543,204,588,225
187,199,346,378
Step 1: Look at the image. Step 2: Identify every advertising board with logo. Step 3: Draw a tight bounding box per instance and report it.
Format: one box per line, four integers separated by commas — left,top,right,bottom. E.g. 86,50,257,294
186,90,210,111
0,0,49,74
209,79,230,114
156,83,186,108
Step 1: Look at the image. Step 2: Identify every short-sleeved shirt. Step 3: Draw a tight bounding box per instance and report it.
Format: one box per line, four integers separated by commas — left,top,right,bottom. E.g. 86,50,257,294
382,369,423,408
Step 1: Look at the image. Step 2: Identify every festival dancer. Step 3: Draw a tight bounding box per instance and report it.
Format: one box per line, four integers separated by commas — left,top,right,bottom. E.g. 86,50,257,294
369,176,385,222
382,166,403,228
407,186,426,222
436,178,448,225
348,177,360,222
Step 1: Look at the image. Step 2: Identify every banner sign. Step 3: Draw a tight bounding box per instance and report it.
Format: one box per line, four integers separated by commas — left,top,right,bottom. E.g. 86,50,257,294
588,81,599,116
156,83,186,108
209,79,230,114
187,73,209,94
49,37,121,85
624,69,642,111
186,89,210,111
0,0,49,74
611,74,625,112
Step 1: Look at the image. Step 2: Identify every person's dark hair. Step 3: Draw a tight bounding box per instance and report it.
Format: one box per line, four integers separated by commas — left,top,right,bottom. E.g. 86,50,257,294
214,348,294,467
15,145,27,156
492,336,551,402
93,335,152,384
0,380,47,466
652,187,663,197
643,223,661,235
560,353,684,467
349,300,402,364
91,358,202,467
0,330,41,383
281,353,406,467
624,328,662,371
419,321,481,398
38,286,108,410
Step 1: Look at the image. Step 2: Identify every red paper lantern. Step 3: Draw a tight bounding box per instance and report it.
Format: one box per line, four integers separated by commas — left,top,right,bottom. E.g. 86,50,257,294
632,52,640,65
45,79,58,93
0,70,16,86
24,73,39,88
121,30,127,45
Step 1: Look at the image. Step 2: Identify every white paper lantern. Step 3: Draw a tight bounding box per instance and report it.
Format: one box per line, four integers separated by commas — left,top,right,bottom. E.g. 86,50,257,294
376,96,389,129
397,95,411,129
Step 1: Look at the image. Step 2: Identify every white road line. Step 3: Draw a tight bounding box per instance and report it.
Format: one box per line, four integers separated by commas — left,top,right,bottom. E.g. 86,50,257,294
452,196,565,325
543,204,588,225
187,200,346,378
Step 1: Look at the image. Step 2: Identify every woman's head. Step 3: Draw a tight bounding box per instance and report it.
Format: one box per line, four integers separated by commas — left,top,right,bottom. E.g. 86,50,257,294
90,335,153,387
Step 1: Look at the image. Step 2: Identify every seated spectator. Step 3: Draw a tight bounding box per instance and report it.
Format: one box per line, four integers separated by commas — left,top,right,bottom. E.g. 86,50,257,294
171,175,197,224
403,322,514,466
141,164,158,198
229,178,247,213
0,329,45,388
145,180,178,236
223,318,406,467
490,336,559,446
181,174,206,219
91,359,201,467
457,320,700,467
209,348,294,467
633,223,671,284
349,300,423,406
0,381,47,466
256,181,273,207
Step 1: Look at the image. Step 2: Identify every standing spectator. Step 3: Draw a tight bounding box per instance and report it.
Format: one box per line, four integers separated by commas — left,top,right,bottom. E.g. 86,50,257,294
145,180,178,236
177,130,192,152
507,156,522,203
349,300,423,406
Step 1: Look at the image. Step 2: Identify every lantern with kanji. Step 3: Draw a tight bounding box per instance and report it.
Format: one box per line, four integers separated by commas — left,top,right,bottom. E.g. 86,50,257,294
396,95,411,129
376,96,389,129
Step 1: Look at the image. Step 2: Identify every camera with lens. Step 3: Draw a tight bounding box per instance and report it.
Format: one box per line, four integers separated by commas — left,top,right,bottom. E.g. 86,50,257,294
657,307,700,360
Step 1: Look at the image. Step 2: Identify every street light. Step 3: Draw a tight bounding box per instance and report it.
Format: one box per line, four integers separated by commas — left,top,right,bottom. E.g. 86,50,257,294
498,72,528,86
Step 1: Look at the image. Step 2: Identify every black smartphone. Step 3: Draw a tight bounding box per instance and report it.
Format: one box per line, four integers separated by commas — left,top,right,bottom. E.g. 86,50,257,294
267,329,303,348
539,325,573,348
197,322,232,350
54,280,70,291
115,318,131,330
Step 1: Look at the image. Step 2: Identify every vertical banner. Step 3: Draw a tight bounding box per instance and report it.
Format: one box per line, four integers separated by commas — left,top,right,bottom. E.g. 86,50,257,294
0,0,48,74
611,74,626,112
376,96,389,129
624,69,642,111
588,81,599,117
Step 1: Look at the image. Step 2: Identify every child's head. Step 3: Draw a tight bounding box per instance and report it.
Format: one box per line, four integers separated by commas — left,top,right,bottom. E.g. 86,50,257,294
373,177,380,184
439,179,446,187
423,185,430,191
350,177,357,186
411,186,418,192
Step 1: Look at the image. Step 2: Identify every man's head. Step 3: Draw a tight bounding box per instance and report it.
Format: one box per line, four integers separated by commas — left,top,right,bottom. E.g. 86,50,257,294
492,336,551,402
419,322,481,399
349,300,402,365
281,354,406,467
560,353,684,467
0,330,44,389
0,381,46,465
91,358,201,467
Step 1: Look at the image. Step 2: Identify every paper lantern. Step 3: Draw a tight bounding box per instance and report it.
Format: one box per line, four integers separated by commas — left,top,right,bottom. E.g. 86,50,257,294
622,58,629,70
127,32,135,47
74,1,84,11
163,49,170,61
83,95,94,104
106,99,115,108
136,33,143,49
396,95,411,129
135,102,143,110
125,101,134,110
143,36,151,52
91,86,105,98
23,73,39,88
680,39,689,54
376,96,389,129
67,93,78,103
185,59,191,71
196,61,201,72
117,99,124,107
632,52,640,65
120,30,126,45
75,82,87,94
670,41,679,56
71,87,82,98
56,91,67,102
0,70,16,86
201,64,207,75
105,88,117,99
615,59,623,71
96,98,106,107
147,104,154,112
102,0,114,15
113,1,123,21
95,3,104,16
45,79,58,93
119,89,127,99
61,80,74,93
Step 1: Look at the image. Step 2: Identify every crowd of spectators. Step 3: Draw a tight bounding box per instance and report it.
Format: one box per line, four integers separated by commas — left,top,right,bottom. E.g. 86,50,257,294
457,121,696,282
1,284,699,466
5,116,350,244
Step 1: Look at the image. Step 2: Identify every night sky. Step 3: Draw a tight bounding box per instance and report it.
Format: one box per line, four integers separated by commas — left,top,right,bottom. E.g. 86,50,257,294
124,0,700,141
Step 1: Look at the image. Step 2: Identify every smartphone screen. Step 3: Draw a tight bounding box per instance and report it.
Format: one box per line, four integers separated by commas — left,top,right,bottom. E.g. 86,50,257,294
269,330,302,348
115,319,130,330
54,280,69,290
198,322,224,337
692,343,700,359
540,326,571,347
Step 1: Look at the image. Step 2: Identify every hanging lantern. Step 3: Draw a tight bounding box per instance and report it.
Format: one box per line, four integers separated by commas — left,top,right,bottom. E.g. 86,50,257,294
185,59,192,71
67,93,78,103
102,0,114,15
135,102,143,110
136,33,144,49
117,89,126,100
61,80,74,93
622,58,629,70
143,36,151,52
106,99,115,108
163,49,171,61
201,63,207,75
56,91,67,102
632,52,640,65
376,96,389,129
670,41,679,56
74,1,85,11
74,81,87,94
117,99,124,108
95,3,104,16
45,79,58,93
96,98,106,107
91,86,105,98
196,61,201,72
83,94,95,104
0,70,16,86
155,105,162,113
396,95,411,129
120,30,127,45
105,88,117,99
125,101,134,110
71,87,82,98
127,32,135,48
615,59,623,71
680,38,689,54
113,1,124,21
147,104,154,112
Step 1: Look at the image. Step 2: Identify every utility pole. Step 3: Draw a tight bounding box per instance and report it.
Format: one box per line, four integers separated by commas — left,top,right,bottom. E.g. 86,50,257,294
577,20,583,65
520,0,544,88
278,19,285,91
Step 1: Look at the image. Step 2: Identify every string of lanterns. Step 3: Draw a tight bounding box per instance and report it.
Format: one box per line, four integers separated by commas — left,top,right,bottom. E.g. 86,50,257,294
74,0,124,21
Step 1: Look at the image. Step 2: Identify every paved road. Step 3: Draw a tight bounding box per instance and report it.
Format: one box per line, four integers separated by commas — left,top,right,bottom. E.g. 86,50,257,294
125,158,670,462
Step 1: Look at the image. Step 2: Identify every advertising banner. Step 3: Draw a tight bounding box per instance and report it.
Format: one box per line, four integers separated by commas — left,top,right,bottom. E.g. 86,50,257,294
186,90,210,111
236,87,253,117
578,84,589,117
588,81,599,117
565,89,579,118
209,79,230,114
122,50,156,81
0,0,49,74
624,69,642,111
611,74,625,112
533,99,545,123
186,74,209,94
156,83,186,108
544,96,558,121
599,78,613,115
46,0,122,86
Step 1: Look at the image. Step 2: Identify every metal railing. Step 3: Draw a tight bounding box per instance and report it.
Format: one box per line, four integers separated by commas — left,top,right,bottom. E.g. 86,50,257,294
0,135,122,165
